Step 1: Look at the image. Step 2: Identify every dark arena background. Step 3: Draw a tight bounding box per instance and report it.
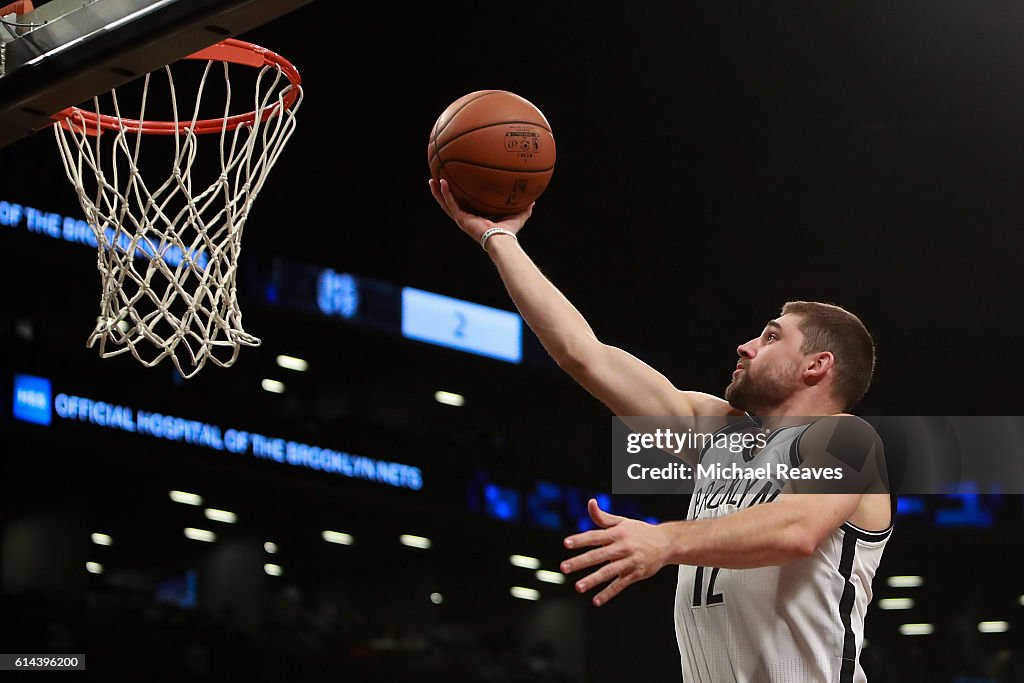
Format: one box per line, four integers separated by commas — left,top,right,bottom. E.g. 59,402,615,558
2,2,1024,681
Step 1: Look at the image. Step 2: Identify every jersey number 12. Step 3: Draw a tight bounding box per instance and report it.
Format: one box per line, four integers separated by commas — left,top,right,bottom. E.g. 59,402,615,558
692,566,724,607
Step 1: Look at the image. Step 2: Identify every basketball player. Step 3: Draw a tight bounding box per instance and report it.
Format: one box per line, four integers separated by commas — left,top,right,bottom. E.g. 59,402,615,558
429,178,893,682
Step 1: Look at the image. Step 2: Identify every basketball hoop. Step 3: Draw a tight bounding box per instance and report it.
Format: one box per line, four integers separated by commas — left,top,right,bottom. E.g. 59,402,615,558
51,38,302,378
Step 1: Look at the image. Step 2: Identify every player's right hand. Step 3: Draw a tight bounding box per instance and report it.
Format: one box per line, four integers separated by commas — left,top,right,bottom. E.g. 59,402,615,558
429,178,534,244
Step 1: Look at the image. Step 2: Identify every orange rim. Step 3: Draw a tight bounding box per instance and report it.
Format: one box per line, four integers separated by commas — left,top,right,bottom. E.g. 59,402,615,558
53,38,301,136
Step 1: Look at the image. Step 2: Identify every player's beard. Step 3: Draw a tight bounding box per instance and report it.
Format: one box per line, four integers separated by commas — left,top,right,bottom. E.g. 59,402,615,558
724,361,797,415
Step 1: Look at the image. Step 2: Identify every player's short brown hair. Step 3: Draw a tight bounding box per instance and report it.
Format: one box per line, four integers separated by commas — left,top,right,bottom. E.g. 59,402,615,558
781,301,876,410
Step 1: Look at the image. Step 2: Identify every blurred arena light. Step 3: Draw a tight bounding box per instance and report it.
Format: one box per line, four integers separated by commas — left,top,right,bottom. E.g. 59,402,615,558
510,586,540,601
510,555,540,569
887,576,923,588
536,570,565,584
399,534,431,549
276,354,309,371
899,624,934,636
434,390,465,407
322,530,354,545
169,490,203,506
261,379,286,394
91,533,113,546
204,508,238,524
184,528,216,543
978,621,1009,633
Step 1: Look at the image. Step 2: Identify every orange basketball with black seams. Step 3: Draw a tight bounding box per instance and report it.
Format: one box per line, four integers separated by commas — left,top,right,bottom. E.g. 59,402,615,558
428,90,555,216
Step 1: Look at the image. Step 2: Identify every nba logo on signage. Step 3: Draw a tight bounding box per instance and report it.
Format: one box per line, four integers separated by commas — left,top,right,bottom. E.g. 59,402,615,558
13,374,52,426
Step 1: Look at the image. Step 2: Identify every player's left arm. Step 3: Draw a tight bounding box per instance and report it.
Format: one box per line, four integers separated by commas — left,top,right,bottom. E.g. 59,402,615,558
561,416,889,606
560,494,860,606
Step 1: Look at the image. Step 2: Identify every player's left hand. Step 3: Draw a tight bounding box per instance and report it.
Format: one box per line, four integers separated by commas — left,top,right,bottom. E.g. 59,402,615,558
561,498,672,606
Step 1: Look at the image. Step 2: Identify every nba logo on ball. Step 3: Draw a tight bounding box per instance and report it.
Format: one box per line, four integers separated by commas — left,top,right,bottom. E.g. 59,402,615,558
504,130,541,155
428,90,555,216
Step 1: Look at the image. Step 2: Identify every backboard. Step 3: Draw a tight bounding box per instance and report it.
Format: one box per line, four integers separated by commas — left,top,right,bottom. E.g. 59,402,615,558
0,0,314,149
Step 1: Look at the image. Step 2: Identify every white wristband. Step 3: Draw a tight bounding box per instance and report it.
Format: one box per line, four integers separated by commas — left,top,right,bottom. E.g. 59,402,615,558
479,227,517,252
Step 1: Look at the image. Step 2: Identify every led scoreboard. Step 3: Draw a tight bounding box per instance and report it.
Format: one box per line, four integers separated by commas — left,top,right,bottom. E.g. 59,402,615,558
259,259,537,365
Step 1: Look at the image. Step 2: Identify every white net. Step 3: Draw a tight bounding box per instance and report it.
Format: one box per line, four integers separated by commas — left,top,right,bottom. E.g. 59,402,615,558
53,45,302,378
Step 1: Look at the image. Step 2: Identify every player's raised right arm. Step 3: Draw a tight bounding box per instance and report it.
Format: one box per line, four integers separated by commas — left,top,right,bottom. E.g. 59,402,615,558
485,235,730,419
429,179,733,420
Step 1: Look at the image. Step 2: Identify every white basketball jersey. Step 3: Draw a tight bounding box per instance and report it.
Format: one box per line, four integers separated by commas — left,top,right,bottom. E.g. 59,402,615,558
674,419,891,683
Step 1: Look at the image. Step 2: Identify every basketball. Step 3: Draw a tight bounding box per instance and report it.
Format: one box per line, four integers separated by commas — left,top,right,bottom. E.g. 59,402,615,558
428,90,556,216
